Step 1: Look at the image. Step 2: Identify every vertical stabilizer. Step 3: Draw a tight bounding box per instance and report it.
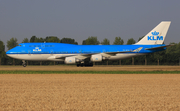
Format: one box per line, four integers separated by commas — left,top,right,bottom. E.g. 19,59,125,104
136,21,171,45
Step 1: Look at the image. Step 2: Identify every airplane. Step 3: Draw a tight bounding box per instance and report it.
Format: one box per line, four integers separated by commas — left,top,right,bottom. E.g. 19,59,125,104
6,21,171,67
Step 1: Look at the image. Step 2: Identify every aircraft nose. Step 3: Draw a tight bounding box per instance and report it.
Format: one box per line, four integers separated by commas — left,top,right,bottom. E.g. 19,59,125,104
6,48,19,59
6,49,13,57
6,50,11,55
6,48,16,56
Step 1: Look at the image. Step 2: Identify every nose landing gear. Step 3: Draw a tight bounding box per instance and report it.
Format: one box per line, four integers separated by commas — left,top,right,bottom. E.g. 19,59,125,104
22,60,26,67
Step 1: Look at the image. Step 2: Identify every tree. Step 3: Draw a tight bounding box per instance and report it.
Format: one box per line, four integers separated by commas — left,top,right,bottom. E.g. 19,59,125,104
0,40,5,65
7,38,18,65
34,37,44,42
113,37,124,65
137,36,146,65
101,38,110,45
0,40,5,53
61,38,78,44
82,36,100,45
7,38,18,50
30,36,37,43
127,38,136,45
45,36,60,43
165,43,179,65
126,38,136,65
22,38,29,43
82,40,86,45
138,36,144,42
113,37,124,45
101,38,110,65
30,36,44,43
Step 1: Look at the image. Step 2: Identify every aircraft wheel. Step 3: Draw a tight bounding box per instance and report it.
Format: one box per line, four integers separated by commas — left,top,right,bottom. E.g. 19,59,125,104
23,64,26,67
22,60,26,67
84,63,93,67
80,63,84,67
88,63,93,67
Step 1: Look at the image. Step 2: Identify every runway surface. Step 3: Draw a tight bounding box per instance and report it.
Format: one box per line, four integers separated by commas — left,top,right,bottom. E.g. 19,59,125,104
0,65,180,71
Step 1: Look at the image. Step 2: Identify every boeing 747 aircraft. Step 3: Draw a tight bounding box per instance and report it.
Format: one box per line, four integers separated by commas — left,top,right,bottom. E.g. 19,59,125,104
6,21,171,67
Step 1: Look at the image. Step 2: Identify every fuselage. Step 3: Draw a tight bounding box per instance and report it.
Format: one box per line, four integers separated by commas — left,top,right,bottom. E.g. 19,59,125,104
6,43,166,61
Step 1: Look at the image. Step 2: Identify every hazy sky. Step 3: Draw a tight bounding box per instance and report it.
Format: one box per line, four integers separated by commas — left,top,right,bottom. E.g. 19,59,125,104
1,0,180,50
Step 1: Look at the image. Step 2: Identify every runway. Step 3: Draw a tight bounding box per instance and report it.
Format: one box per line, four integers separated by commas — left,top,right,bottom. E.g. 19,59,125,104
0,65,180,71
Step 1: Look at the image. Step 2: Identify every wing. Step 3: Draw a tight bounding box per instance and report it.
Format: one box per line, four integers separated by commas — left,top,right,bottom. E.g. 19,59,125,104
52,47,143,60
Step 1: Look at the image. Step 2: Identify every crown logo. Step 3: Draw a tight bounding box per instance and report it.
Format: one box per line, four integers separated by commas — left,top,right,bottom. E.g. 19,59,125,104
151,31,159,35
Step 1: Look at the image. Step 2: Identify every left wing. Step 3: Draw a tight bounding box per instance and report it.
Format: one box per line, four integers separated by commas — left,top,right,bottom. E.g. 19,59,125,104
53,47,143,60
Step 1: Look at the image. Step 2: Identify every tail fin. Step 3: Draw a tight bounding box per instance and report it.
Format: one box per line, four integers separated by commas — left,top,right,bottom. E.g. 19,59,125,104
135,21,171,45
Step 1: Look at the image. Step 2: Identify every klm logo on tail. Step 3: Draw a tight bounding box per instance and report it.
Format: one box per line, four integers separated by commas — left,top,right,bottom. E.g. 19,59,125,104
147,31,163,41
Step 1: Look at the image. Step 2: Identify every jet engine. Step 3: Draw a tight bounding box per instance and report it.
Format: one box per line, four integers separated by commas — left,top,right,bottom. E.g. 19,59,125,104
65,57,77,64
90,54,102,62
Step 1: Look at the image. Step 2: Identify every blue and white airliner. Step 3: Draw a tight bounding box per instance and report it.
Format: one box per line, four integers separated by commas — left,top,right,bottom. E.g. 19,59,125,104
6,21,171,67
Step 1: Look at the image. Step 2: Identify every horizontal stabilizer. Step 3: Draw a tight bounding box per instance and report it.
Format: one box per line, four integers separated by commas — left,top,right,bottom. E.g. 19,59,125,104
145,44,173,50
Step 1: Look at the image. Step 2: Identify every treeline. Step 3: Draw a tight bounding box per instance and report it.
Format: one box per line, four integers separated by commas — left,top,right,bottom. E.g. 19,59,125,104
0,36,179,65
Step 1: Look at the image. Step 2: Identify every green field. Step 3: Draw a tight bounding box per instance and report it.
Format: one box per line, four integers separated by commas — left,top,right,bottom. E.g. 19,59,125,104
1,65,180,74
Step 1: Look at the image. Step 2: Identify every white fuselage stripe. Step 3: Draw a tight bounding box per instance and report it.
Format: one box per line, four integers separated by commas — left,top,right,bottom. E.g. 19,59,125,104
7,53,145,61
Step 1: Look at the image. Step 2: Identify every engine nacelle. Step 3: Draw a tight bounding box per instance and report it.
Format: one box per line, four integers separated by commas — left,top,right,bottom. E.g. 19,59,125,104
90,54,102,62
64,57,77,64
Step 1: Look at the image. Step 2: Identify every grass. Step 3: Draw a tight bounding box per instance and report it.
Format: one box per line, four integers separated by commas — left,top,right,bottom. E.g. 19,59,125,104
1,70,180,74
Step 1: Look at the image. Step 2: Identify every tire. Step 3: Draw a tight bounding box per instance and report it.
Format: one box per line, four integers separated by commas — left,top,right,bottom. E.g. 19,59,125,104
23,64,26,67
80,64,84,67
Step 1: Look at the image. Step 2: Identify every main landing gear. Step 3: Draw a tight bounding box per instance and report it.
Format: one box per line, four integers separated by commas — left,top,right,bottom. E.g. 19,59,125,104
22,60,26,67
76,62,93,67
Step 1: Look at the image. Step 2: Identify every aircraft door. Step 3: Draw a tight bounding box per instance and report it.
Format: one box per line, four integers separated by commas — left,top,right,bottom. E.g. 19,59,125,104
28,49,31,60
41,43,45,49
50,49,54,55
28,50,31,55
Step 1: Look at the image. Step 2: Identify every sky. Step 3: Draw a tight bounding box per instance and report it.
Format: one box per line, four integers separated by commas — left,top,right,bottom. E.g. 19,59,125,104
0,0,180,50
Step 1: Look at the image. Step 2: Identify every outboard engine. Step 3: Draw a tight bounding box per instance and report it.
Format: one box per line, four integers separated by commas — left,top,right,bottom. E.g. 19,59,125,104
90,54,102,62
65,57,77,64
